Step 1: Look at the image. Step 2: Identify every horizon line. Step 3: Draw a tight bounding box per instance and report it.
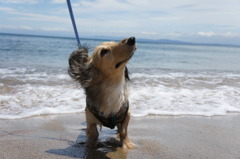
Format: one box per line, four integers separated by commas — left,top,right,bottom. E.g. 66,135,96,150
0,32,239,47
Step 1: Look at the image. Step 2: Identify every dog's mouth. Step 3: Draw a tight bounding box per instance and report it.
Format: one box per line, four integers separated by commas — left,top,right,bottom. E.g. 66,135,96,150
115,58,129,69
115,52,134,69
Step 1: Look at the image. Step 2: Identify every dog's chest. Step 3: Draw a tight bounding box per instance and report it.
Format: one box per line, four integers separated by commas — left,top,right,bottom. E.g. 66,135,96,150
101,78,127,116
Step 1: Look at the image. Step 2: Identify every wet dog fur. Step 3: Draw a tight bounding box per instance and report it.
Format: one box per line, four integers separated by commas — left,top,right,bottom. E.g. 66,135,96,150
68,37,136,148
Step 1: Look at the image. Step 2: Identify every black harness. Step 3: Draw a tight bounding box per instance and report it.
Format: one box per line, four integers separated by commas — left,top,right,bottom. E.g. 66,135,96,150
87,102,129,129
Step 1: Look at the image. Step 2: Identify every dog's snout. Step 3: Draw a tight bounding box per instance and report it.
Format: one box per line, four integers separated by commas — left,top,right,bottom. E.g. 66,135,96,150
127,37,135,46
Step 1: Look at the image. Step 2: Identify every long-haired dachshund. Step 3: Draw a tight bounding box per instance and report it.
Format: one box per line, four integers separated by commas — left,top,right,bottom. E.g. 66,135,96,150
68,37,136,148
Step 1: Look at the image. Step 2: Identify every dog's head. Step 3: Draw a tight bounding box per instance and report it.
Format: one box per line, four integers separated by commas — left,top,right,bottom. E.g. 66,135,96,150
90,37,136,75
69,37,136,87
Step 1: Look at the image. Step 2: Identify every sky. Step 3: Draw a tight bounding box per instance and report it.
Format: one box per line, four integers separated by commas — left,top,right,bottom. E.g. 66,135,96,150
0,0,240,45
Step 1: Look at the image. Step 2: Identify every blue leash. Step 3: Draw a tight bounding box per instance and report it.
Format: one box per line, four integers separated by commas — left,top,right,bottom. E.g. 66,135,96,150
66,0,81,48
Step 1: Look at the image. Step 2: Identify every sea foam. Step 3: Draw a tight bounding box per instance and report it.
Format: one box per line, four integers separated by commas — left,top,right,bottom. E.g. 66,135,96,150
1,67,240,119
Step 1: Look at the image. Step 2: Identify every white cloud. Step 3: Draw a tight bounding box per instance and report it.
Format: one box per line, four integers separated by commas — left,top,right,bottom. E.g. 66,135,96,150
0,6,70,23
0,25,71,33
67,0,240,35
51,0,65,4
196,31,239,38
0,25,17,29
1,0,240,45
20,26,34,30
0,0,38,4
0,7,16,13
197,31,216,37
0,25,33,30
222,32,239,37
41,27,70,32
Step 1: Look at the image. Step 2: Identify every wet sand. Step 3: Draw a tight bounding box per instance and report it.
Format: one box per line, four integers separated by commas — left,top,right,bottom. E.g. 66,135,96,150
0,113,240,159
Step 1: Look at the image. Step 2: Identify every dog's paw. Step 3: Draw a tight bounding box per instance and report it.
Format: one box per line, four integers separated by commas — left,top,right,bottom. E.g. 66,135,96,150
123,140,135,149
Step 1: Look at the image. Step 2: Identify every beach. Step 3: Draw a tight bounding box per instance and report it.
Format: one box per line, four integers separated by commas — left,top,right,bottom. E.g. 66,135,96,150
1,0,240,156
1,113,240,159
1,34,240,158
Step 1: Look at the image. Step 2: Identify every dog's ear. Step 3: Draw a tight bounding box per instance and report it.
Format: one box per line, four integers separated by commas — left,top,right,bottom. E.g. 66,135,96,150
125,67,131,81
68,47,100,88
68,47,89,81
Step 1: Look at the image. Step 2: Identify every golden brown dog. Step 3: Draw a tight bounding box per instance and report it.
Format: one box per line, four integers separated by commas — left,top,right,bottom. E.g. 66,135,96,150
68,37,136,148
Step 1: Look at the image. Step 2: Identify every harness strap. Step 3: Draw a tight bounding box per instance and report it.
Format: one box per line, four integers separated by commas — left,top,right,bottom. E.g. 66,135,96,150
87,102,129,129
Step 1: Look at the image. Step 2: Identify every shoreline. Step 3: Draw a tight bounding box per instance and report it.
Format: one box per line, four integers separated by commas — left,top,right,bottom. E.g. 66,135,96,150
1,113,240,159
1,111,240,120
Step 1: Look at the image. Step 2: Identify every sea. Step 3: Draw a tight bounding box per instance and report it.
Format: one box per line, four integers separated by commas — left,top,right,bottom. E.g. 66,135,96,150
1,33,240,119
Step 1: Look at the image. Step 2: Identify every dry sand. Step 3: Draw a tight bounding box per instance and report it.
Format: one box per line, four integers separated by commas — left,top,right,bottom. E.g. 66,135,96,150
0,113,240,159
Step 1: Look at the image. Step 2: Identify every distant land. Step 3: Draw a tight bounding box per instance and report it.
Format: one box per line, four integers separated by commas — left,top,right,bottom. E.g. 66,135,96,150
0,32,239,47
88,35,240,47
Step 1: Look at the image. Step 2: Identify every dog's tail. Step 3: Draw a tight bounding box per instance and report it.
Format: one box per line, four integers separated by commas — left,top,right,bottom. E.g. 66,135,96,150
68,46,89,81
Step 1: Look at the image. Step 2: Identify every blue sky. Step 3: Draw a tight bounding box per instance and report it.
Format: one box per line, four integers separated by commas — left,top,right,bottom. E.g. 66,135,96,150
0,0,240,45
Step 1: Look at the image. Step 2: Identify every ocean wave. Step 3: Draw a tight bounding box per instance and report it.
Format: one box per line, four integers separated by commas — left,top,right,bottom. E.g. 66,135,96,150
0,84,86,119
1,34,240,119
130,83,240,117
1,69,240,119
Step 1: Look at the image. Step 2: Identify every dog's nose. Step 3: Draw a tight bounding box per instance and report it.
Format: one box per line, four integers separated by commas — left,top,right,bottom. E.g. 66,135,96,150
127,37,135,46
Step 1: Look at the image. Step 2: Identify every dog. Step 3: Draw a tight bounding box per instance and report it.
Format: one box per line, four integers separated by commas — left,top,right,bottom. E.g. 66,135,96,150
68,37,136,149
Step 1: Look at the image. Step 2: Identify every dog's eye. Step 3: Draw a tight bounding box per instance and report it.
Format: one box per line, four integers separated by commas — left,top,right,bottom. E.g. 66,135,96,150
100,49,109,56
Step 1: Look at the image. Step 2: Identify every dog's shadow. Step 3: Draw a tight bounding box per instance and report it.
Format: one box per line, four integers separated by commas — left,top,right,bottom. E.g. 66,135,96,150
46,126,128,159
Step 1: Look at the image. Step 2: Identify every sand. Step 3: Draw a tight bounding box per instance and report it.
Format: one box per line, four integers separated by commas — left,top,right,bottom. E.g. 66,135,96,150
0,113,240,159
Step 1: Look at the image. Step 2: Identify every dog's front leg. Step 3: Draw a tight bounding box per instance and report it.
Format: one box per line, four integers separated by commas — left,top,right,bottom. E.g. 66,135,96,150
86,123,99,147
85,108,99,147
118,112,135,149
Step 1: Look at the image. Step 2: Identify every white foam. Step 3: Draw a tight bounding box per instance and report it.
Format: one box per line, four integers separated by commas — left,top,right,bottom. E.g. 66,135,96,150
0,67,70,84
129,72,240,117
0,84,86,119
0,67,28,74
1,69,240,119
